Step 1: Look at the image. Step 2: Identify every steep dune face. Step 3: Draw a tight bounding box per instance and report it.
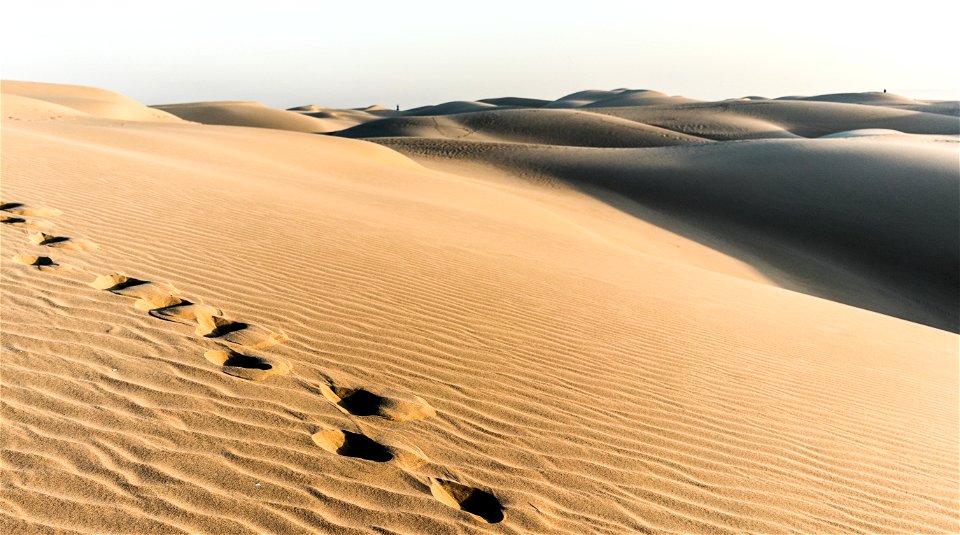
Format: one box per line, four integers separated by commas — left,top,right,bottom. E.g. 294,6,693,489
375,135,959,331
2,83,958,534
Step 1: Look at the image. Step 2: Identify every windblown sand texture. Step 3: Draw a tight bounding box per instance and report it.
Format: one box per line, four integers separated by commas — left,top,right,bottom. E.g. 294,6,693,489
1,81,958,534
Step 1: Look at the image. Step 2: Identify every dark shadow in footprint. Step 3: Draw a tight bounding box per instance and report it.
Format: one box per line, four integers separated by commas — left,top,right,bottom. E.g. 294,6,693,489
13,254,65,271
204,349,291,381
89,274,150,291
331,387,387,417
2,215,55,231
1,204,61,217
35,235,70,245
30,232,95,250
195,310,287,349
311,430,393,462
319,380,436,422
221,352,272,370
204,321,249,337
23,256,56,266
429,478,504,524
150,299,196,316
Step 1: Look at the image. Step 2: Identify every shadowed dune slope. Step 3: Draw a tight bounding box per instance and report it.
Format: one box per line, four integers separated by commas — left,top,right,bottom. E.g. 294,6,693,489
374,136,959,332
401,100,501,116
2,83,958,534
331,108,709,147
291,106,386,124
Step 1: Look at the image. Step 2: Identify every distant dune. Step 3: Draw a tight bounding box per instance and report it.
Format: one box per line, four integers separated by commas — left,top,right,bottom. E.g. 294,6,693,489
538,88,699,108
153,101,359,133
401,100,501,116
477,96,551,107
777,92,960,117
331,108,710,147
2,82,957,534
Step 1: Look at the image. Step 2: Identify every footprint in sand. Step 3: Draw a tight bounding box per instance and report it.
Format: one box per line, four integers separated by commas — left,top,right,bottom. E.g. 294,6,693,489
204,349,292,381
149,302,223,323
310,430,394,462
1,215,55,231
89,273,182,311
12,254,69,271
96,275,285,349
318,379,436,422
29,231,97,251
0,202,62,218
428,478,504,524
194,308,289,350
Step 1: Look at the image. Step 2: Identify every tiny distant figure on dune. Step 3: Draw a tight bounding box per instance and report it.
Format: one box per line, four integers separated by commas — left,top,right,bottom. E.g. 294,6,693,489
883,89,886,93
396,105,399,111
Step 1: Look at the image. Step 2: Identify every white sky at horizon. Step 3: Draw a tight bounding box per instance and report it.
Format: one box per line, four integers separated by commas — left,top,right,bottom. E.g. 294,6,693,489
2,0,958,109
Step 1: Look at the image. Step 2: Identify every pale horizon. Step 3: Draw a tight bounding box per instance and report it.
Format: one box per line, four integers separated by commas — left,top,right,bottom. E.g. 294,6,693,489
3,0,958,109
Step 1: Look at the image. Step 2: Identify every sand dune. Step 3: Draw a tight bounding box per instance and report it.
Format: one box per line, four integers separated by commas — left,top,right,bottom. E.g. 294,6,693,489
402,100,501,116
2,80,182,122
591,99,959,139
777,92,960,117
477,96,551,108
542,88,699,109
332,108,710,147
2,82,958,534
293,106,388,121
373,135,959,331
780,91,920,105
153,101,353,133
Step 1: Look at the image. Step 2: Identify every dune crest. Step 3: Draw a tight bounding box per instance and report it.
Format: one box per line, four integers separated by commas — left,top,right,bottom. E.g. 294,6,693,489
2,80,182,122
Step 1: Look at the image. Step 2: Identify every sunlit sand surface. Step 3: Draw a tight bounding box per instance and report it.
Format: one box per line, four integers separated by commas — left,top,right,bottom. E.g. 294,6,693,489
2,81,957,534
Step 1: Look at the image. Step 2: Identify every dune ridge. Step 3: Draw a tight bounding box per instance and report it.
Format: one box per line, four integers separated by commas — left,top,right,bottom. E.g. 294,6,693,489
2,82,958,534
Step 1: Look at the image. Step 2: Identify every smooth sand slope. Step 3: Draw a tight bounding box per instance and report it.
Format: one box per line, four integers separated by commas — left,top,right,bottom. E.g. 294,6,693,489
2,80,183,123
153,101,368,133
2,82,958,534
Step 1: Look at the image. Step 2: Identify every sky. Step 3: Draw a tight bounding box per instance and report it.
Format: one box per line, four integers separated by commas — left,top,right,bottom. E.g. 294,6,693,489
2,0,958,109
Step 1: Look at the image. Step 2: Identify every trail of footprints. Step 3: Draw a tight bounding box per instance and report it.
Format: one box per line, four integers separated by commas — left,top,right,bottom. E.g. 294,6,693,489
3,200,505,524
